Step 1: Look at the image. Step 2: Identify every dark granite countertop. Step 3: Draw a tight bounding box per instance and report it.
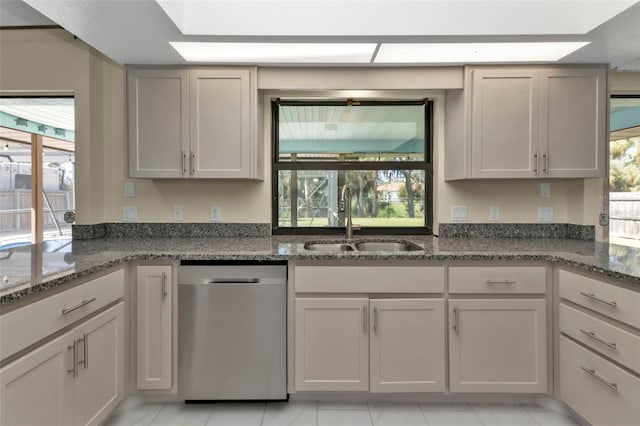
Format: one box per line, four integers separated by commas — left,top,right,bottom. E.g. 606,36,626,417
2,235,640,305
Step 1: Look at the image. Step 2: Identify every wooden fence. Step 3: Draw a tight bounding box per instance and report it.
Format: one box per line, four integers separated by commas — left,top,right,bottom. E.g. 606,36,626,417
610,192,640,239
0,190,73,234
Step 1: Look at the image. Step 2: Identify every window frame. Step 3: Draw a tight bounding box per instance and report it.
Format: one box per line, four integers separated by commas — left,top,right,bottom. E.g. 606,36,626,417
0,95,75,246
271,99,434,235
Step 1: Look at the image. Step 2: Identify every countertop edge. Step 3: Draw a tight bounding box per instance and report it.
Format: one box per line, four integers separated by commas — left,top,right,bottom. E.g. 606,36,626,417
4,248,640,306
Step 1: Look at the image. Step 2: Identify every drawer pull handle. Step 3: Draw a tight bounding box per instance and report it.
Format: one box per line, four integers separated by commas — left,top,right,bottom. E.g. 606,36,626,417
580,292,618,308
485,279,516,285
581,366,618,391
580,329,617,350
62,298,97,315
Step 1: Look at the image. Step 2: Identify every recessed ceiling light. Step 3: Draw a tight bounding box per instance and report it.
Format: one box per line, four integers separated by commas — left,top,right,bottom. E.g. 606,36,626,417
374,42,590,63
170,42,377,63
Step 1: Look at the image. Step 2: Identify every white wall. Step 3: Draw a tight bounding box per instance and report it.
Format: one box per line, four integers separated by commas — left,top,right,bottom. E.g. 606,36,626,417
2,28,637,235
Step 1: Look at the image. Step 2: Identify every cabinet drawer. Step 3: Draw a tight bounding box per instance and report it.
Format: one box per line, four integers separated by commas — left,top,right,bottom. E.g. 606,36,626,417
448,266,546,294
560,336,640,426
559,269,640,329
1,269,125,361
294,266,444,293
560,303,640,374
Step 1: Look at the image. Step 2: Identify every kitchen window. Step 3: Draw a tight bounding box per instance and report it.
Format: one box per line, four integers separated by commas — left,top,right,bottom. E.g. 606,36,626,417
0,97,75,248
272,100,433,235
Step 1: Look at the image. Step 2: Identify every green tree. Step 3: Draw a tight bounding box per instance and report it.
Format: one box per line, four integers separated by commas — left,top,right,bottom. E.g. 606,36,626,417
610,137,640,192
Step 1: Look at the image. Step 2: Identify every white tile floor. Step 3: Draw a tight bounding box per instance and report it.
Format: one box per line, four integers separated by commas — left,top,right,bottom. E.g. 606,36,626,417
104,398,581,426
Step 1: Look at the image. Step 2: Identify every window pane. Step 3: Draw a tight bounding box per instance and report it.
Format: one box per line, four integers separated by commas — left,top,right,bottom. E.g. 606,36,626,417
278,104,425,162
0,141,32,247
277,169,426,228
42,147,74,240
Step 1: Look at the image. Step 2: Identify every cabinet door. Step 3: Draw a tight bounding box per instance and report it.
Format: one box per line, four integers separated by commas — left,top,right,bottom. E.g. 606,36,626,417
470,68,540,178
128,69,190,178
74,303,125,426
190,68,255,178
136,266,172,390
370,299,445,393
449,299,547,393
539,68,606,178
295,298,369,391
0,332,74,426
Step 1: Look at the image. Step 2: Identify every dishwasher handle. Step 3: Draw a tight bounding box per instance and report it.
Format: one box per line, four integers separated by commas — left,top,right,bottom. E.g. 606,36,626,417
208,278,260,284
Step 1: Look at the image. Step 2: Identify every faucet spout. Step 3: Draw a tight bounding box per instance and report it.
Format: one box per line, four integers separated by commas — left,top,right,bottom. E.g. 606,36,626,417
340,184,354,239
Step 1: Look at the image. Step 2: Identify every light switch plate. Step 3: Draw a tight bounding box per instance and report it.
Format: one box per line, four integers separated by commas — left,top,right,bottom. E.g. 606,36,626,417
124,182,135,198
540,182,551,197
173,205,184,222
123,207,138,222
489,206,500,222
537,207,553,222
451,206,467,222
211,206,221,222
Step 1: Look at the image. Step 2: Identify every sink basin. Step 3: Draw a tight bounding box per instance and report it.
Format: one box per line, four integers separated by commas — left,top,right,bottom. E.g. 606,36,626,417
304,243,355,252
303,239,422,252
354,241,422,252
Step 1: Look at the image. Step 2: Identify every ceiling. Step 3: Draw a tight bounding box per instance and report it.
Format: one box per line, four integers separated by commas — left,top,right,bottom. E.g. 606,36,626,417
1,0,640,69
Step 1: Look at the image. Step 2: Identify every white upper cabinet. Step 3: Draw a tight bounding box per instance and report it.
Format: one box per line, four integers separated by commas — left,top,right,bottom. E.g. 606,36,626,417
470,68,540,178
128,67,262,180
539,68,606,177
445,65,607,180
128,69,189,178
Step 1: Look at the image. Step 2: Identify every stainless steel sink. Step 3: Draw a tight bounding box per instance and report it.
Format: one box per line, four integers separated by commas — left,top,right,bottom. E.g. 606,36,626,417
354,241,421,252
303,243,355,252
303,239,422,252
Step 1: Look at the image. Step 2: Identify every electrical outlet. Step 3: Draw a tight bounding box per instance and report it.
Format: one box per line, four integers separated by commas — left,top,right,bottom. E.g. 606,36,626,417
211,206,221,222
540,182,550,197
451,206,467,222
123,207,138,222
489,206,500,222
537,207,553,222
124,182,135,198
173,205,184,222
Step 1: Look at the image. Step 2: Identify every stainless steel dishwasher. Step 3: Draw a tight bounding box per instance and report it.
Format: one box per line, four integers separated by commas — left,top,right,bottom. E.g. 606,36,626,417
178,261,287,401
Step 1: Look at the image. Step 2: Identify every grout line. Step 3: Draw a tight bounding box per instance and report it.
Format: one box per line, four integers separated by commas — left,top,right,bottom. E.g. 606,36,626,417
367,401,375,425
468,403,485,426
148,403,164,425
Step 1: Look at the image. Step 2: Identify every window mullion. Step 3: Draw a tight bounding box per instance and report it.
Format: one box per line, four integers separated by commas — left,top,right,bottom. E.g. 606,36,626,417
31,133,43,244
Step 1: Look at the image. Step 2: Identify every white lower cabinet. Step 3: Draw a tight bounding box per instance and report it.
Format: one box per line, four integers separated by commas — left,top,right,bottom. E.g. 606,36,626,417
136,265,173,390
0,331,74,426
560,336,640,426
295,298,369,391
370,298,446,393
294,297,445,392
0,303,125,426
74,304,126,425
448,299,547,393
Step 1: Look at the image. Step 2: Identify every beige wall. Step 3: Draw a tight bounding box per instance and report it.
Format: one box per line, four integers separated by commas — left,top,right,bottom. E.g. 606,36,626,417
2,28,638,236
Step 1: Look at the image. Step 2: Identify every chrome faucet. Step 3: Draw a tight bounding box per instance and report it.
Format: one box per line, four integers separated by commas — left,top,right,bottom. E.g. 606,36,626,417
340,184,360,239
